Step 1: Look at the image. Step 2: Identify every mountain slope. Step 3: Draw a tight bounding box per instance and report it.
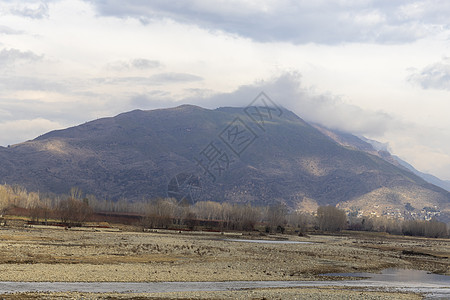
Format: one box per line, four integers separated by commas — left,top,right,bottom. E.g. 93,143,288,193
313,123,450,193
0,105,448,220
393,156,450,192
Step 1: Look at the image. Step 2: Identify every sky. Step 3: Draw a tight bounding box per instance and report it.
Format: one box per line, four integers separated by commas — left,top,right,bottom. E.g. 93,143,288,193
1,0,450,180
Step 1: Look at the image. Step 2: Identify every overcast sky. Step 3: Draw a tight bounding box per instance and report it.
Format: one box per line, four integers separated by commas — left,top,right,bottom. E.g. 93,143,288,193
1,0,450,180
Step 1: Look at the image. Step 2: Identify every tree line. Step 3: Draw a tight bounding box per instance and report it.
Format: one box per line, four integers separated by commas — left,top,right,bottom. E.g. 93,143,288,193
0,183,448,237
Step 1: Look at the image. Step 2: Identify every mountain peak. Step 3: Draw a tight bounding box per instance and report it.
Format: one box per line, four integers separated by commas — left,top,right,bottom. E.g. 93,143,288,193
1,105,448,221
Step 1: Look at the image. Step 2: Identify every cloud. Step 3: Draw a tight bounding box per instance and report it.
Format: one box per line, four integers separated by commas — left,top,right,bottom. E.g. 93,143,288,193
9,2,50,19
84,0,450,44
94,72,203,85
407,57,450,90
383,126,450,180
107,58,161,71
131,59,161,70
181,72,450,179
0,118,63,146
149,72,203,83
0,25,24,35
0,76,65,92
129,92,174,109
187,72,395,136
0,71,393,148
0,48,43,67
0,108,12,118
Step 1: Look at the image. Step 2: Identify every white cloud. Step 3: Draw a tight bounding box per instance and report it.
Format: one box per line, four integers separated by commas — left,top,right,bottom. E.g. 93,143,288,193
0,25,24,35
93,73,203,86
0,76,65,92
0,0,449,182
106,58,162,71
408,57,450,90
186,73,450,180
0,48,43,67
384,126,450,180
8,1,50,19
188,72,395,136
148,72,203,84
0,118,63,146
0,108,12,118
84,0,450,44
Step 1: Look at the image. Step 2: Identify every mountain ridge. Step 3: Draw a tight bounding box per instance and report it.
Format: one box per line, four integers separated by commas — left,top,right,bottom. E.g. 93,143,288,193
1,105,448,221
393,156,450,192
313,123,450,193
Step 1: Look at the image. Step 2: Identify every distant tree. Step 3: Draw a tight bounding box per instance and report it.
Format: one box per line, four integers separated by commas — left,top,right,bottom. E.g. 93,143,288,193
57,197,92,226
193,201,223,220
317,206,347,232
0,185,10,217
227,204,261,231
403,219,448,238
240,204,261,231
29,203,51,225
181,209,198,230
267,203,288,233
221,203,233,230
289,211,315,233
69,187,83,200
402,220,424,236
143,198,177,229
424,219,448,238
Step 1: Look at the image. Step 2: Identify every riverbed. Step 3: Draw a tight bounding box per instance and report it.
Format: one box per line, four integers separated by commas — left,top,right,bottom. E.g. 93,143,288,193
0,226,448,298
0,269,448,299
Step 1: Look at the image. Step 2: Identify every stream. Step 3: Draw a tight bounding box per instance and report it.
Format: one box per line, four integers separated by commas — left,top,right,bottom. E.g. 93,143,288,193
0,269,448,298
224,238,313,244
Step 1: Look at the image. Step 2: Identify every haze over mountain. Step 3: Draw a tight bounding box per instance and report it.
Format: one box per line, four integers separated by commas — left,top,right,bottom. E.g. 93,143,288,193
314,124,450,193
0,105,448,221
393,157,450,193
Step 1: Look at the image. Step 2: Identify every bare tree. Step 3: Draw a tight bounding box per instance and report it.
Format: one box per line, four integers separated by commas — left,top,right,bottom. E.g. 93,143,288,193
193,201,223,220
143,198,177,229
69,187,83,200
424,220,448,238
317,206,347,232
0,185,10,217
287,211,311,233
221,202,233,230
57,197,92,226
402,219,448,238
228,204,261,231
266,203,288,233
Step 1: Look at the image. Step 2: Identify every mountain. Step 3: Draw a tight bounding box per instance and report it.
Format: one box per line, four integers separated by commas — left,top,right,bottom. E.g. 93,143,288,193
1,105,449,221
312,124,450,221
313,125,402,167
314,124,450,193
393,156,450,192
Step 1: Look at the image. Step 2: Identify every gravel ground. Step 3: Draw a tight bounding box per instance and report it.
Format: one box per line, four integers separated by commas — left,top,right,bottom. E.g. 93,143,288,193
0,225,448,298
0,288,422,299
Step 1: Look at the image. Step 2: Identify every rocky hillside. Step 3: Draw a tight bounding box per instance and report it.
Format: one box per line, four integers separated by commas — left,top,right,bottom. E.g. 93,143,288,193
0,105,448,220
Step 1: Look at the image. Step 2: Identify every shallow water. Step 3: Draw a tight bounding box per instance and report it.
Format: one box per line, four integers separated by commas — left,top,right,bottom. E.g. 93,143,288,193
323,268,449,284
0,281,316,293
0,269,448,298
322,268,450,299
224,238,312,244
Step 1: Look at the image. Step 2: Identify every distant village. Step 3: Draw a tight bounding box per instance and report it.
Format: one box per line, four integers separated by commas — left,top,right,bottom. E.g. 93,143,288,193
344,204,441,221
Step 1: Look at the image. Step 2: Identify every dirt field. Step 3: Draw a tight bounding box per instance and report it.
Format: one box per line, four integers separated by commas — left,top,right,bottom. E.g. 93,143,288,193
0,224,448,299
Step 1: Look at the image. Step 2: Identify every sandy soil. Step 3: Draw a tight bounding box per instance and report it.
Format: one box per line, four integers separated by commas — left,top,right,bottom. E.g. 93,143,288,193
0,225,448,298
